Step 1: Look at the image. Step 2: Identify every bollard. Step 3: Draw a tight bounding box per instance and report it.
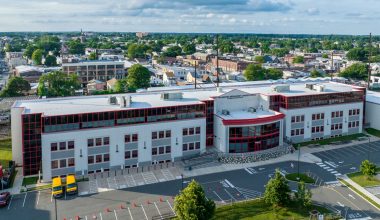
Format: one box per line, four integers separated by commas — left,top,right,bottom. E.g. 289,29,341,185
160,197,164,202
133,202,137,208
146,200,151,205
75,216,80,220
115,170,116,176
128,168,130,174
160,164,163,169
120,204,125,209
154,164,156,170
166,163,168,168
105,208,111,212
148,166,150,171
142,167,144,172
108,171,109,177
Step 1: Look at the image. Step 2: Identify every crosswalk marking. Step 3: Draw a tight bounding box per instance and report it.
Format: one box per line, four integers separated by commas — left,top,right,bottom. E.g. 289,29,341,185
235,187,262,200
141,172,158,184
161,169,175,181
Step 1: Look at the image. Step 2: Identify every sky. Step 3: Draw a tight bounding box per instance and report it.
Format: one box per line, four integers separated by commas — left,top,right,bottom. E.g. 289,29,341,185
0,0,379,35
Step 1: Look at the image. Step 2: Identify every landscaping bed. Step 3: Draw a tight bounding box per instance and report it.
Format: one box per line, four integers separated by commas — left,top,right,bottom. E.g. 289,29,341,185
297,133,366,147
366,128,380,138
285,173,315,184
347,171,380,188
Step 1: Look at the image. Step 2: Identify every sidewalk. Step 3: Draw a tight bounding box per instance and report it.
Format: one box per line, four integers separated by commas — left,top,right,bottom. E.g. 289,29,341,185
183,137,380,178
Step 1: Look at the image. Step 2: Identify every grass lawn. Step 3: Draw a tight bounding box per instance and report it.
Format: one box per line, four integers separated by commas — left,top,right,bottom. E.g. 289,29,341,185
347,171,380,187
285,173,315,184
22,176,39,186
297,133,366,147
211,199,338,220
0,137,12,168
339,179,380,210
366,128,380,138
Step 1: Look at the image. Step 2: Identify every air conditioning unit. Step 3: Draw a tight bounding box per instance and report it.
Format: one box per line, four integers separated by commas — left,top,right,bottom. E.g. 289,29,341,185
272,84,290,92
248,107,257,113
161,92,183,100
305,83,315,90
222,109,230,115
108,96,117,105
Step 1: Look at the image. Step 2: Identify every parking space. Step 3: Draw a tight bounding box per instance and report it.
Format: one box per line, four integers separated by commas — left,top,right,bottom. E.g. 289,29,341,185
78,166,181,196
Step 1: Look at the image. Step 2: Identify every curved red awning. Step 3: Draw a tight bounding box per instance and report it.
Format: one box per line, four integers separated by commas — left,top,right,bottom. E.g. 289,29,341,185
222,113,285,126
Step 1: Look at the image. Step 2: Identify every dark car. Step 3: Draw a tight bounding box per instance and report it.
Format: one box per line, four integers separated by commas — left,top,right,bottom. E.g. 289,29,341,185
0,192,11,207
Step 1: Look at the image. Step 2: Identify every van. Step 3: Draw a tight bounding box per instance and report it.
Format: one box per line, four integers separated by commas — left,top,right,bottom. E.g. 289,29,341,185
52,177,63,198
66,174,77,195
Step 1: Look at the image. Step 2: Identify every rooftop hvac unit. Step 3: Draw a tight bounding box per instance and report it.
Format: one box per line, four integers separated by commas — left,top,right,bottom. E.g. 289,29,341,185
305,83,315,90
248,107,257,113
222,109,230,115
161,92,183,100
108,96,117,105
272,84,290,92
314,85,325,92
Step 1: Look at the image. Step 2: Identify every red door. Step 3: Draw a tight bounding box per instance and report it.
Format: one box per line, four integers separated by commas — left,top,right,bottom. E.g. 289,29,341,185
254,141,262,152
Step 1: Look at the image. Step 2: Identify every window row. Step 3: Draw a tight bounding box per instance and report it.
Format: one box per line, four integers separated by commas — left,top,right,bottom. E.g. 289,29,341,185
51,158,75,169
348,121,360,128
152,146,171,155
331,123,343,131
125,150,138,159
312,113,325,120
183,127,201,136
331,111,343,118
349,109,360,116
311,126,324,133
152,130,171,139
125,133,138,143
291,115,304,123
291,128,304,136
88,137,110,147
88,153,110,164
51,141,74,152
182,142,201,151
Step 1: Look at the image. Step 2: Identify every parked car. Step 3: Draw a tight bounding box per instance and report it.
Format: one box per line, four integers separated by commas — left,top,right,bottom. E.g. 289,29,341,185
0,192,11,207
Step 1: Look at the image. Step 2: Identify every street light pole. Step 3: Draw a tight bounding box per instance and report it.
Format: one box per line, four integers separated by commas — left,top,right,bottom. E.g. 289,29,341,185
181,174,184,190
55,197,58,220
297,144,301,179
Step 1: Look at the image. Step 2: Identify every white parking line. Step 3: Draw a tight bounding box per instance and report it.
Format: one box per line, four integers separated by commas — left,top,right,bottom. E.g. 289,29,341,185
131,175,136,186
224,188,237,201
128,207,134,220
7,195,13,210
23,192,27,207
154,202,162,217
213,191,225,203
114,209,118,220
51,194,53,202
36,191,40,206
141,204,149,220
166,200,175,214
85,216,88,220
100,212,103,220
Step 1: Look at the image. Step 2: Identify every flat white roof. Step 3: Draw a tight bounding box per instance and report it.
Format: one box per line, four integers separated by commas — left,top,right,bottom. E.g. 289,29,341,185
62,60,124,66
13,80,362,116
216,109,279,120
366,91,380,104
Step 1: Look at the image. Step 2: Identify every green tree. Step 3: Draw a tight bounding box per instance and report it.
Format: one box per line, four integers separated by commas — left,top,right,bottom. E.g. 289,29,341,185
322,54,329,59
293,56,304,64
0,77,31,97
163,46,182,57
89,52,97,60
114,78,128,93
265,68,283,80
68,40,85,55
264,169,291,207
310,69,323,78
174,180,216,220
339,63,368,80
294,181,312,208
127,64,151,91
4,43,12,52
244,64,266,81
127,43,150,59
24,45,37,59
254,55,265,64
183,43,196,55
44,55,57,67
219,40,234,53
37,71,80,97
347,48,367,61
32,49,44,65
360,160,377,179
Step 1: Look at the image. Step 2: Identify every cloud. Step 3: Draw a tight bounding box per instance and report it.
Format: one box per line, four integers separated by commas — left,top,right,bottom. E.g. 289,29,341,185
306,8,319,15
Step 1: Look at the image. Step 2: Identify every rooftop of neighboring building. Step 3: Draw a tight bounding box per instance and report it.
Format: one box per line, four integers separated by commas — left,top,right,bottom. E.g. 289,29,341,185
62,60,125,66
366,91,380,104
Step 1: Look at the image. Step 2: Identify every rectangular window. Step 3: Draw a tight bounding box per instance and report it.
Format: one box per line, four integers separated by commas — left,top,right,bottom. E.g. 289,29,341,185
152,132,157,139
59,142,66,151
96,138,102,146
60,159,66,168
88,139,94,147
132,150,138,158
125,151,131,159
88,155,94,164
166,146,171,153
159,131,165,139
51,160,58,169
68,158,75,167
165,130,171,138
183,128,188,136
51,143,58,152
196,127,200,134
291,130,295,136
152,147,157,155
103,137,110,145
96,154,102,163
291,116,295,123
68,141,75,150
159,146,165,154
189,128,194,135
132,134,138,142
183,143,188,151
189,143,194,150
103,154,110,162
125,135,131,143
195,142,200,149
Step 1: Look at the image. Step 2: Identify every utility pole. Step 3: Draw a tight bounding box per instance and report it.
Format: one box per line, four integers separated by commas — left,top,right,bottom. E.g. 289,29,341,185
368,33,372,89
331,51,334,80
194,61,197,90
215,35,220,88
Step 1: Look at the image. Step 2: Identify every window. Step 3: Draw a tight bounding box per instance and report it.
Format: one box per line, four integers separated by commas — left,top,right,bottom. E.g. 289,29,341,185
159,131,165,139
103,137,110,145
312,113,324,120
312,126,324,133
88,155,94,164
96,138,102,146
125,135,132,143
51,160,58,169
68,158,75,167
291,129,304,136
291,115,304,123
166,146,171,153
68,141,75,150
183,143,188,151
103,154,110,162
59,142,66,151
196,127,200,134
189,143,194,150
195,142,200,149
60,159,66,168
51,143,58,152
159,146,165,154
96,155,102,163
125,151,131,159
183,128,188,136
165,130,171,138
152,148,157,155
132,150,138,158
152,132,157,139
189,128,194,135
88,139,94,147
132,134,138,142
